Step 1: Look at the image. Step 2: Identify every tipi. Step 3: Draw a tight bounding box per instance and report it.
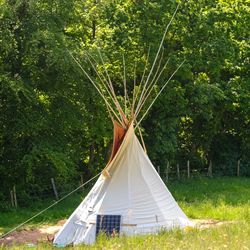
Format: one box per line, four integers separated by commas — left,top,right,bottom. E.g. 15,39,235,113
54,5,191,245
54,121,190,246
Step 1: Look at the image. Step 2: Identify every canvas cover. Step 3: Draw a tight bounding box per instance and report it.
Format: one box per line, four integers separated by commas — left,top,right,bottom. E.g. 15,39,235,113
53,124,191,246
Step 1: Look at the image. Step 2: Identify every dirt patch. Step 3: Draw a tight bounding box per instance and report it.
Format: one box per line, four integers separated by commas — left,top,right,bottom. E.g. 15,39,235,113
191,219,236,229
0,219,234,246
0,220,66,247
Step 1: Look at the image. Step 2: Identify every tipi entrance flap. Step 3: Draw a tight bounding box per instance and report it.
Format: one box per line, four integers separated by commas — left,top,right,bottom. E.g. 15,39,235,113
108,121,127,164
103,123,134,174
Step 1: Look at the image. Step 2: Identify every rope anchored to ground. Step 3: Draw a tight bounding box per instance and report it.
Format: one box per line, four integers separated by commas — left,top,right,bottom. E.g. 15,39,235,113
0,172,101,239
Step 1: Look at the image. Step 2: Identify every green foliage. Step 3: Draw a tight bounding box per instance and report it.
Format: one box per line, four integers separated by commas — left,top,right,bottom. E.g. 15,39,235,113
0,0,249,202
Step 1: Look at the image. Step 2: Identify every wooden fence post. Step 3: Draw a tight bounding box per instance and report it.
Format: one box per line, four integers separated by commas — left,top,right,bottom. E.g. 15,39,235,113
237,160,240,177
187,160,190,179
13,185,17,208
51,178,59,200
157,166,160,176
207,160,213,178
80,174,85,192
10,190,14,207
165,169,168,182
165,161,170,182
177,164,180,180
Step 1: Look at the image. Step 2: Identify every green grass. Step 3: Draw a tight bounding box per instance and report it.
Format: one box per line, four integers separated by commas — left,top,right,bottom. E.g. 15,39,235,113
0,177,249,249
168,177,250,221
1,222,250,250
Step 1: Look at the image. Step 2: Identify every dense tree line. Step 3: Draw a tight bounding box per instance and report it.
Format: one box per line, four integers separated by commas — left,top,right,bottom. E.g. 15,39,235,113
0,0,249,204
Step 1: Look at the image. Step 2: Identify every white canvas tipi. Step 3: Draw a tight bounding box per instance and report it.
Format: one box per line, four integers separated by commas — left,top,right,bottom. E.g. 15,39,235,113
54,122,191,246
54,6,191,244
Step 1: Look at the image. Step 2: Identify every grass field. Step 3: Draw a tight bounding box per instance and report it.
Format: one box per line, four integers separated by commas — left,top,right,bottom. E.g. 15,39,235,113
0,177,249,249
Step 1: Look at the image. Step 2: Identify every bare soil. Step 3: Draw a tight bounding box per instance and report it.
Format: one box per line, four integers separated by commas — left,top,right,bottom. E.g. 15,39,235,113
191,219,236,229
0,220,66,247
0,219,234,247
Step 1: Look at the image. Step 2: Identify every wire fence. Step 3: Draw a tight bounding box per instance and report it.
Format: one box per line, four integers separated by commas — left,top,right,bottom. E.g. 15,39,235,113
1,159,248,211
0,175,95,211
156,159,248,182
